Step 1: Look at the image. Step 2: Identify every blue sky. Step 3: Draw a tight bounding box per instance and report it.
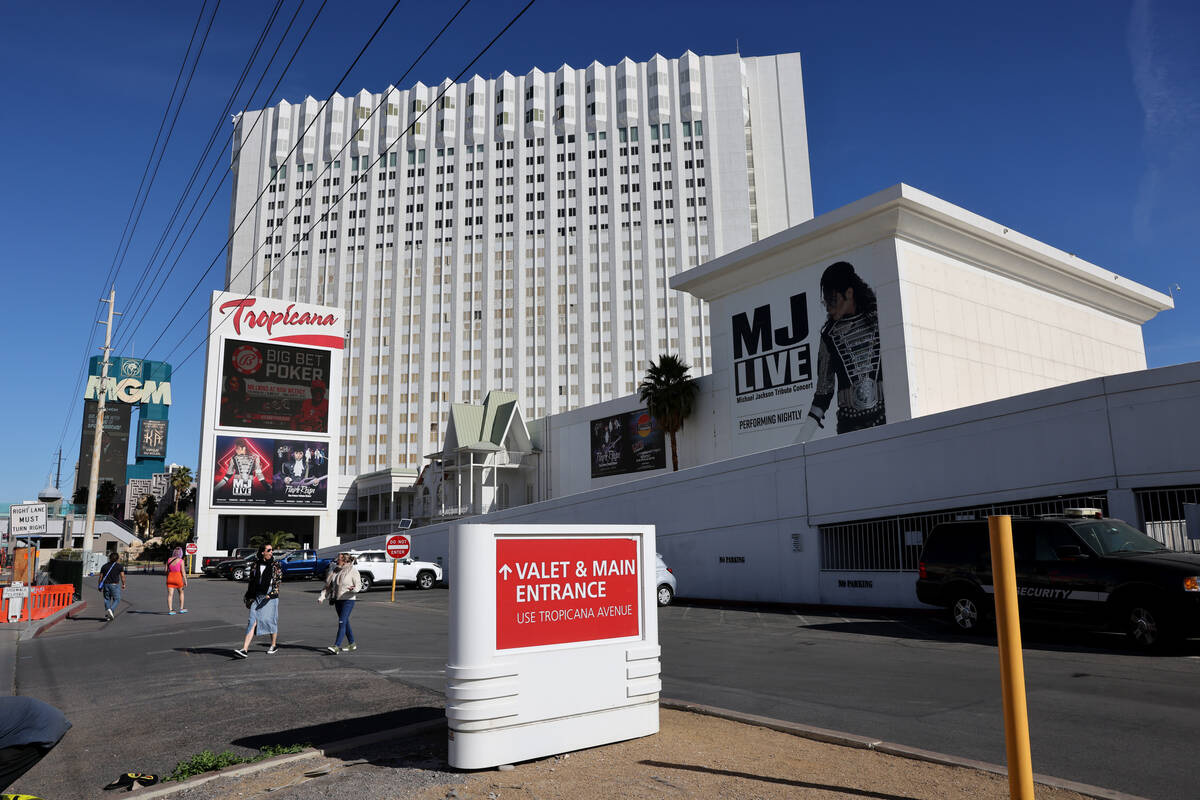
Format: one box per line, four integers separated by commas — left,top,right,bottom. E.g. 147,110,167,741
0,0,1196,503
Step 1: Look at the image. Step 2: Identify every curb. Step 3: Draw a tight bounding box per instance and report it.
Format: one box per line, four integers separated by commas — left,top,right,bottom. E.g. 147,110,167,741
129,717,445,799
16,601,87,641
660,699,1148,800
82,699,1147,800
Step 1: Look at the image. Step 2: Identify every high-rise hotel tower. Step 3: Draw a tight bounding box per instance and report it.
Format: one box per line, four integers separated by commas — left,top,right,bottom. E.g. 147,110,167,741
226,51,812,494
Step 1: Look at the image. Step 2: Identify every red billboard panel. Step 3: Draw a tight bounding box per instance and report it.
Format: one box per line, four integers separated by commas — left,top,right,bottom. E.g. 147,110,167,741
496,537,640,649
219,339,330,433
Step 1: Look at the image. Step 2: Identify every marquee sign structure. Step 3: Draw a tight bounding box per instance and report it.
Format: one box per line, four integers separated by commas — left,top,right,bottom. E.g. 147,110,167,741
194,291,344,559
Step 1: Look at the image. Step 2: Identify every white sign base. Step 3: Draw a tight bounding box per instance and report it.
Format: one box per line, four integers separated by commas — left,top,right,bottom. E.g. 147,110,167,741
446,523,660,770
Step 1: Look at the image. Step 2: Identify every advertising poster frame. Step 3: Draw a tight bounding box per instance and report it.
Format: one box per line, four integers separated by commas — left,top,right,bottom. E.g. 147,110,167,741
194,291,345,559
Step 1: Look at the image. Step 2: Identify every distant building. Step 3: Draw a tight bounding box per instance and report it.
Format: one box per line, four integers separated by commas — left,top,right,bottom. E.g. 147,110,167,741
226,51,813,526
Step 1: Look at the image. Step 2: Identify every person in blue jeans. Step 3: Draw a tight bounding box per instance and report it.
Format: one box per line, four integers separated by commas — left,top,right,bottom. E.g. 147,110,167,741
319,553,360,654
98,551,126,622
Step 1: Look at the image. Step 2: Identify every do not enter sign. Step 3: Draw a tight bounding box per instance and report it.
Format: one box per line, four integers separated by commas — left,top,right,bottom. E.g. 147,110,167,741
386,534,411,560
185,543,198,555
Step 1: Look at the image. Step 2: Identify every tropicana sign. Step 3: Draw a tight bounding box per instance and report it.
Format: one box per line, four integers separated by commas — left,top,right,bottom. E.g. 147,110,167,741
218,298,342,348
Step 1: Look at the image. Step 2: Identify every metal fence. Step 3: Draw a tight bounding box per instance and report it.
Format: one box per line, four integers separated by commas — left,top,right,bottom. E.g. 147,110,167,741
819,492,1110,572
1136,486,1200,554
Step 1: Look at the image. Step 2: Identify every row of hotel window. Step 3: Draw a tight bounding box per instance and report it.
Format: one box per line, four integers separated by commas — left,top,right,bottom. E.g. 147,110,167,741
265,124,703,181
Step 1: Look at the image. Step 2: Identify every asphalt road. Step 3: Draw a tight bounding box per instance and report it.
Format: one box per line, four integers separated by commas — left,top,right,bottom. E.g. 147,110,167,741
12,574,1200,799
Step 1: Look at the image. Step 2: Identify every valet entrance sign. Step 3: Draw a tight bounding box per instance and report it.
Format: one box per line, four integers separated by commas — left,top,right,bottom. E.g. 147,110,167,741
447,524,660,770
496,537,640,649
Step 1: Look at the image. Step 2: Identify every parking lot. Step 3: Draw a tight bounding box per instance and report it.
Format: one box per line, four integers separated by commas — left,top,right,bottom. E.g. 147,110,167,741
11,574,1200,799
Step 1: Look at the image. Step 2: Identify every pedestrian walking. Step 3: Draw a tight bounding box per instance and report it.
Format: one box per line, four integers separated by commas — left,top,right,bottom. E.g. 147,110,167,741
165,548,188,614
233,544,282,658
98,551,125,622
318,553,360,654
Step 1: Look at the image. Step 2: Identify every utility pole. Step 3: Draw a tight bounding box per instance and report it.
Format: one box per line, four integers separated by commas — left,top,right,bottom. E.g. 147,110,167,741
84,288,120,554
54,448,62,490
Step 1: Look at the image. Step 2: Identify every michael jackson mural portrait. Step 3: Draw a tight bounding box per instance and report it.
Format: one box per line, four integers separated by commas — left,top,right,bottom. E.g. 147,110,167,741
796,261,885,442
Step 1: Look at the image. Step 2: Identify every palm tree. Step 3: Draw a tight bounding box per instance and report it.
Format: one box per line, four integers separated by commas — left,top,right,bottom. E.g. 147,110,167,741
170,466,193,513
249,530,301,551
159,512,194,548
638,354,698,472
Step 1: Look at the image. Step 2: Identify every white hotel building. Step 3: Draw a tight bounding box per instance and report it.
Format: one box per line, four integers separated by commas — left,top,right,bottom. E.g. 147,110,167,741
226,51,813,512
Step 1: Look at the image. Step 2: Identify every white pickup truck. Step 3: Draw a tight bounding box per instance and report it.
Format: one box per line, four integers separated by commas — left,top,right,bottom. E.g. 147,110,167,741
343,549,443,592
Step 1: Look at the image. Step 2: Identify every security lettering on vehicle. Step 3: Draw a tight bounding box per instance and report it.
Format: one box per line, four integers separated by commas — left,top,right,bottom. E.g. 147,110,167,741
984,584,1110,602
1018,587,1073,600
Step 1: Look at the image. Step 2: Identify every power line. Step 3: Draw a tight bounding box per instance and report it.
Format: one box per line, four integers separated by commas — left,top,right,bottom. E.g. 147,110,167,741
112,0,303,354
49,0,218,462
172,0,539,378
113,0,290,348
138,0,415,361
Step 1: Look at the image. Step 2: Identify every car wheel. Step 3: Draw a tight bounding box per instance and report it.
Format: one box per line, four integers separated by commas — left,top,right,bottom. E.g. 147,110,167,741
417,571,435,590
233,567,247,581
948,589,984,633
359,574,373,592
657,584,674,607
1124,599,1175,652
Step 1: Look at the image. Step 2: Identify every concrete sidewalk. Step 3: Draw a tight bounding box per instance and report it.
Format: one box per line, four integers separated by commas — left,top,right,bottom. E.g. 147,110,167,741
106,701,1147,800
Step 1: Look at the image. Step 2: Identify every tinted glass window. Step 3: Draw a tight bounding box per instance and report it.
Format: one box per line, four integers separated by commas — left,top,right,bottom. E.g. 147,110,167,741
926,524,987,562
1071,520,1169,555
1031,523,1081,560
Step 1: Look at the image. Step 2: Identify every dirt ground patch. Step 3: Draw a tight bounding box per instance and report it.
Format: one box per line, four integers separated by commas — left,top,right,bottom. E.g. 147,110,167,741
159,707,1096,800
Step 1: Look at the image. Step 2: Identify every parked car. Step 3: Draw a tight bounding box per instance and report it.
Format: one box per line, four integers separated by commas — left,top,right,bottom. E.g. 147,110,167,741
218,555,256,581
656,553,677,606
344,549,442,592
916,511,1200,651
202,548,255,577
278,551,333,580
218,550,299,580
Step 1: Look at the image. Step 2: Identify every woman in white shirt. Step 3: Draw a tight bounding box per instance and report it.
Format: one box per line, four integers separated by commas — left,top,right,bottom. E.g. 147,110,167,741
319,553,360,654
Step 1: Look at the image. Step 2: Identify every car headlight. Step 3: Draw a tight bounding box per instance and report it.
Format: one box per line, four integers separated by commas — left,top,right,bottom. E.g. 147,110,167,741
1184,576,1200,592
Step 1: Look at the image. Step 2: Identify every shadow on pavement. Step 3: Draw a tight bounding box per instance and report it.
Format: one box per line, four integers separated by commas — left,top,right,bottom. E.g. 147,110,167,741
803,618,1200,657
639,760,918,799
231,707,444,751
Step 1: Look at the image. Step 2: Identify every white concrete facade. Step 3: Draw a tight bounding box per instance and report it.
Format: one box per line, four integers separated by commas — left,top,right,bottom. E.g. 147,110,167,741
530,185,1171,501
335,360,1200,609
329,184,1190,609
225,52,814,497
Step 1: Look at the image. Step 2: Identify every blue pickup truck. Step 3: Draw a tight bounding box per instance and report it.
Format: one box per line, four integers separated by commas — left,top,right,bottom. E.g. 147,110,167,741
277,551,333,581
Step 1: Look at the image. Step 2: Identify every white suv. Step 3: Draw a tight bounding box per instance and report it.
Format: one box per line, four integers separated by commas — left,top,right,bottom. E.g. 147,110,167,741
656,553,677,606
345,550,443,592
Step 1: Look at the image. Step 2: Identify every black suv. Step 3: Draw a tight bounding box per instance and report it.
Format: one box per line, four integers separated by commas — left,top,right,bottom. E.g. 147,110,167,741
916,515,1200,650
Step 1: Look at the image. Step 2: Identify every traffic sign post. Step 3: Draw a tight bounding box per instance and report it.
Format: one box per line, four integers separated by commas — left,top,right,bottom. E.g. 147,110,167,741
10,504,47,584
387,534,411,601
446,524,660,770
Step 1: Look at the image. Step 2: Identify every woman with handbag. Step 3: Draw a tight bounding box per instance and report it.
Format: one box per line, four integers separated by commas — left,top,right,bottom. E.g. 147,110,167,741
165,548,188,615
318,553,360,654
233,544,282,658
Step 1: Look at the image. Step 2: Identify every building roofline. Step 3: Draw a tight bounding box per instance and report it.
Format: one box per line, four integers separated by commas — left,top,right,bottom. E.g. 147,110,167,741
671,183,1173,325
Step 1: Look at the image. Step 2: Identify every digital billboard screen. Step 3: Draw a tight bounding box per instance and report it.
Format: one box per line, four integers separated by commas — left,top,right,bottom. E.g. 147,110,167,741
211,435,328,508
137,418,168,458
589,409,666,479
218,339,330,433
76,400,131,491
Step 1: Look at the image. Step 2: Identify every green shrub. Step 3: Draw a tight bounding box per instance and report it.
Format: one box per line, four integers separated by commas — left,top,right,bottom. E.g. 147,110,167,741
166,750,244,782
165,743,311,781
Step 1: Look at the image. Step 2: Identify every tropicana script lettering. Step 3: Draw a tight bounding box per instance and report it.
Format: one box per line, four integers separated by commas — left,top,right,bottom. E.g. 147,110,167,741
219,298,338,337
